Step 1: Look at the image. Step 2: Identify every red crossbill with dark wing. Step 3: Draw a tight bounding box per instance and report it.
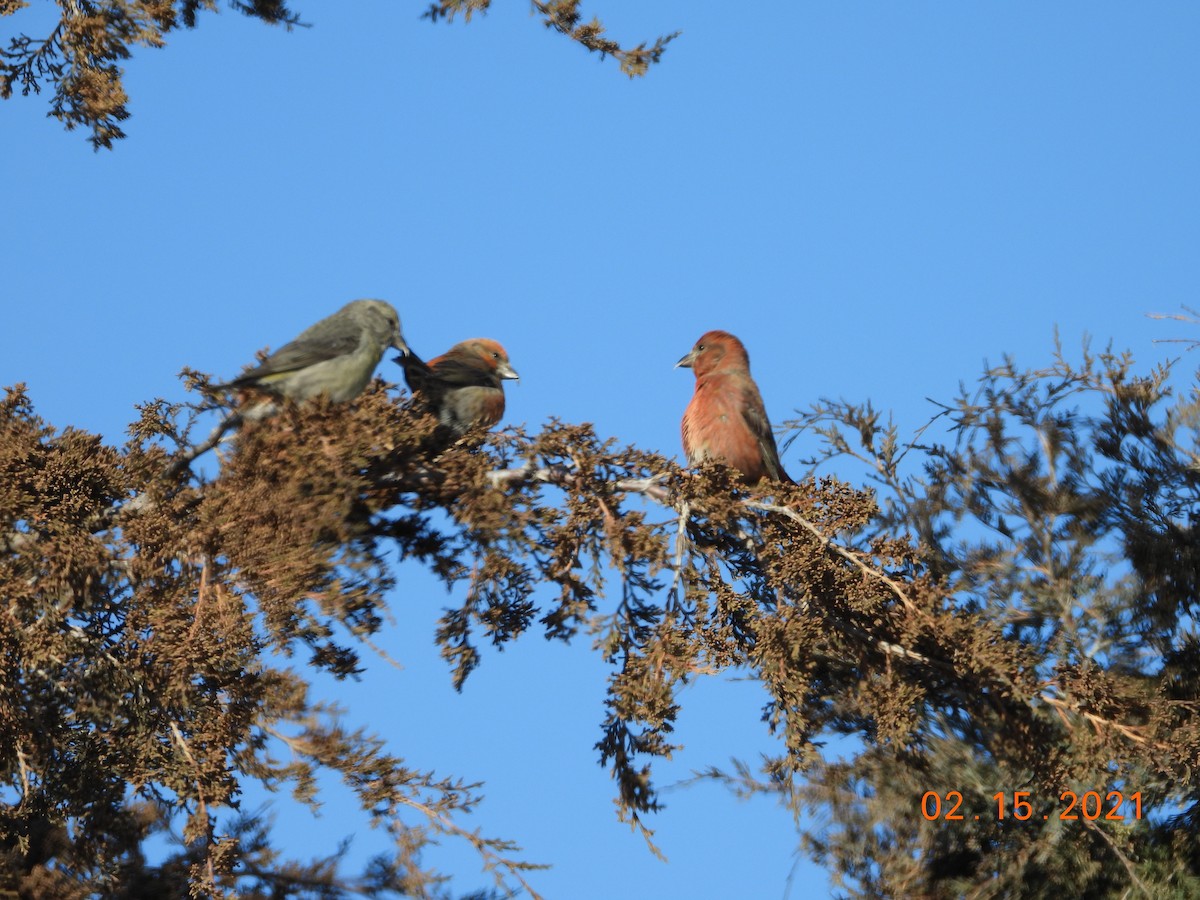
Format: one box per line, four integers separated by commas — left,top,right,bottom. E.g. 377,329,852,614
677,330,794,485
399,338,519,438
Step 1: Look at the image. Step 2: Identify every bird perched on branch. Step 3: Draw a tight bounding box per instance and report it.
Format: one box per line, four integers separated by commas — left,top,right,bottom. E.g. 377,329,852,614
677,330,794,485
400,338,519,438
215,299,409,405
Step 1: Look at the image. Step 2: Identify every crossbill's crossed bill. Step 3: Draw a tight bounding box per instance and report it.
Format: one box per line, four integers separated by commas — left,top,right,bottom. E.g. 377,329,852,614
400,338,519,438
677,330,794,485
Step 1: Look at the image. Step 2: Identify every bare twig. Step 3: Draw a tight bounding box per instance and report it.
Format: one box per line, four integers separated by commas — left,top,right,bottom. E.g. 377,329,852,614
1082,817,1152,899
1037,693,1152,747
16,746,31,804
163,411,244,480
744,499,921,615
169,719,217,886
666,500,690,615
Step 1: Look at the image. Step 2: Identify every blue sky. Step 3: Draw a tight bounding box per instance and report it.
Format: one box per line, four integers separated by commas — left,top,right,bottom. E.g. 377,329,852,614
3,2,1199,897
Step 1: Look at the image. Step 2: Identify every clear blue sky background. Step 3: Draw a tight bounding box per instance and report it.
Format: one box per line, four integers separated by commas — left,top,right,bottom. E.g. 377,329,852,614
3,2,1199,897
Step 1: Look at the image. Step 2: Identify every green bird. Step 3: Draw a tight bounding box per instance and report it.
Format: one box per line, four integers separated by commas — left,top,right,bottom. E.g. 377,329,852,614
216,299,409,404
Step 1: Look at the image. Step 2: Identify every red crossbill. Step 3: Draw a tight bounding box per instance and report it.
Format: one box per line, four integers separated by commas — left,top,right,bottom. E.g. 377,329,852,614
677,330,794,485
400,338,518,437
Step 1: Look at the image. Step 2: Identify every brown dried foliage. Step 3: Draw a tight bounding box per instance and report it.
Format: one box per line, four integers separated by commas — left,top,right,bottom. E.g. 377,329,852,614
1,1,291,148
4,335,1199,896
0,371,953,894
3,1,676,149
424,1,678,78
2,383,545,897
762,338,1200,897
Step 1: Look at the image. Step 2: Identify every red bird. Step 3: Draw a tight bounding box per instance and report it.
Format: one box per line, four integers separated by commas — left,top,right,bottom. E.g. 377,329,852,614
677,330,794,485
400,338,519,437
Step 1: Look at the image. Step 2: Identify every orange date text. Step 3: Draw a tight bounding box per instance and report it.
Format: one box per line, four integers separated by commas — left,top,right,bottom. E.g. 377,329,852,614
920,790,1143,822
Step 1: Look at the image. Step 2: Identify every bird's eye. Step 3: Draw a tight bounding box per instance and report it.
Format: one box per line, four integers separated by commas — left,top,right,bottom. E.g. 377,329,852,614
697,344,705,351
492,352,500,359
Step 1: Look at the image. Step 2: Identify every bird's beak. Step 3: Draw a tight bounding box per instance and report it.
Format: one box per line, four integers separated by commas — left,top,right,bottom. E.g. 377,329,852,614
498,361,520,382
392,332,410,357
676,349,698,369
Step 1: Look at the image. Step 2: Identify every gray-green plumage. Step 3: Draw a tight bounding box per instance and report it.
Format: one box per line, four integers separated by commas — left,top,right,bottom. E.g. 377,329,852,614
217,299,409,403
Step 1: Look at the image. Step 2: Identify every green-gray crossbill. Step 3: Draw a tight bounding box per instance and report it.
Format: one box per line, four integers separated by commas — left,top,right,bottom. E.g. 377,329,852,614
217,299,409,404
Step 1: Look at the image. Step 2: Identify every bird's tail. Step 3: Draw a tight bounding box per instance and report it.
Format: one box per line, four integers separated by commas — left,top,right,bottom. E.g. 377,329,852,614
396,350,433,394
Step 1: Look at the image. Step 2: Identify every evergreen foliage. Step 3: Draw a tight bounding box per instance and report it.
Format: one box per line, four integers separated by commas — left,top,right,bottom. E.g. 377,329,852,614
2,331,1198,896
0,1,675,149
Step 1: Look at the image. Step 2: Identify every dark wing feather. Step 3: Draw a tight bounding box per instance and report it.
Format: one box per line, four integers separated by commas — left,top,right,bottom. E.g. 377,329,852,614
739,382,794,484
400,351,459,421
400,351,435,394
428,354,502,390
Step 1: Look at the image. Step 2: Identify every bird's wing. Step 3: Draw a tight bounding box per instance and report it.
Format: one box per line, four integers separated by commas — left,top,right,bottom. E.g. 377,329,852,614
234,333,361,382
428,355,501,390
739,382,793,484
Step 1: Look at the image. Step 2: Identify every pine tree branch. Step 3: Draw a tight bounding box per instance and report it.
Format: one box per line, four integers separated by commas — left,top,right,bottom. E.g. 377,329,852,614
423,0,679,78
